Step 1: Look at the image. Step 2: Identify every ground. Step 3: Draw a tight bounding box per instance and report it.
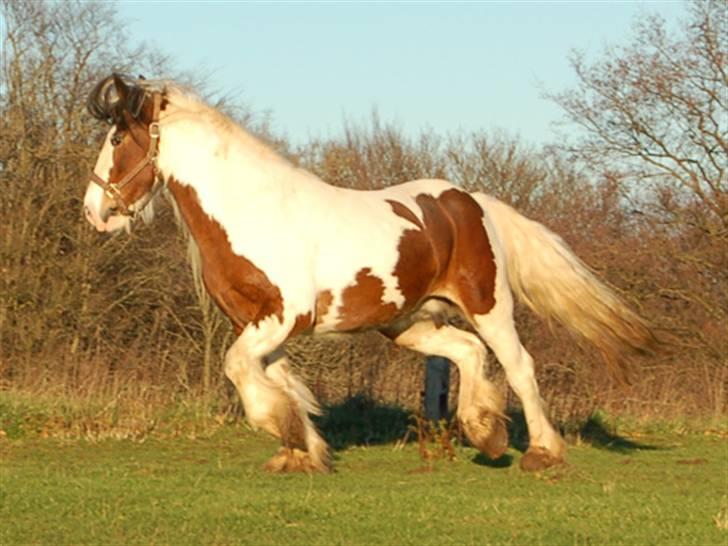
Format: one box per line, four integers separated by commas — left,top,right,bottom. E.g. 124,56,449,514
1,427,725,545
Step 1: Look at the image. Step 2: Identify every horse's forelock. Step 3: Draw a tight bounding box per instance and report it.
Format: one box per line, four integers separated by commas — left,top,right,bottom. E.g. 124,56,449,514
87,74,160,124
87,75,120,124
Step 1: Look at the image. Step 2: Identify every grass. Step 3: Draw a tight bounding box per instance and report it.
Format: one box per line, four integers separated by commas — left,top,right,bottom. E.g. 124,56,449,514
2,424,726,546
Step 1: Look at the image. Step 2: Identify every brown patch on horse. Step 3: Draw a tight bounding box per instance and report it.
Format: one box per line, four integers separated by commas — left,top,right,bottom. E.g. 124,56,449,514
387,199,423,229
335,268,399,331
290,312,313,337
437,189,496,315
167,178,284,331
314,289,334,325
388,189,497,316
388,197,444,307
279,399,308,450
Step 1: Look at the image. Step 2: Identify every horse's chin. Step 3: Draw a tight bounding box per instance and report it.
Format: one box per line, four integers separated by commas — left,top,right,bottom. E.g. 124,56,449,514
91,215,131,234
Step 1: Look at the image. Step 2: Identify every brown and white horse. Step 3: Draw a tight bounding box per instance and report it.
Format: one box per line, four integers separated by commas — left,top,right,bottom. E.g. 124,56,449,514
83,74,656,473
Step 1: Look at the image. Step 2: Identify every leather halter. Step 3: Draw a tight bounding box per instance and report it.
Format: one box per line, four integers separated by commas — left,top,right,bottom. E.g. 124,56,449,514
90,93,164,217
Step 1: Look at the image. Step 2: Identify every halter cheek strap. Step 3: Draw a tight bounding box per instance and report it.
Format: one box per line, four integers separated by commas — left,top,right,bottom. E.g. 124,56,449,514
90,93,165,217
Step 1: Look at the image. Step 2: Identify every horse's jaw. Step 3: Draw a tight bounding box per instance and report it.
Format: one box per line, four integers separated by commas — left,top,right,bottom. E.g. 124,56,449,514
83,199,131,233
89,214,130,234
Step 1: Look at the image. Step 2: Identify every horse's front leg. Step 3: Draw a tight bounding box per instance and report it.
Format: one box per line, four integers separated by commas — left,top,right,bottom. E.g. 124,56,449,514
224,323,330,473
263,348,329,472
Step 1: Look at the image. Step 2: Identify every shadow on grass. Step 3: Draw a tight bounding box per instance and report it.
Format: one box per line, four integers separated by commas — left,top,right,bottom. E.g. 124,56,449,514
472,452,514,468
570,413,661,452
314,397,660,463
472,410,661,468
508,409,660,454
314,394,410,450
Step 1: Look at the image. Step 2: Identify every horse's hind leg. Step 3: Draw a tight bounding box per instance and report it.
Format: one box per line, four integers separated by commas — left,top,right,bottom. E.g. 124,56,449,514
388,320,509,460
224,333,329,473
472,297,565,471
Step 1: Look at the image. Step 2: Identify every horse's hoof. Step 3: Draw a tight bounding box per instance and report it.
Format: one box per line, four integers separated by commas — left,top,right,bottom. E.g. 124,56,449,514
519,447,563,472
482,417,509,459
461,412,509,460
263,447,330,474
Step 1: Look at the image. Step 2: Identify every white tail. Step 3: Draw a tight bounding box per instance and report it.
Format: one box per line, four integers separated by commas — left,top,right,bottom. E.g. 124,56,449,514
475,193,657,382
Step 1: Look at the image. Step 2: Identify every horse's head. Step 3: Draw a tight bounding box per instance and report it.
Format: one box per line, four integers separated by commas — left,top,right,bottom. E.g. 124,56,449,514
83,74,164,233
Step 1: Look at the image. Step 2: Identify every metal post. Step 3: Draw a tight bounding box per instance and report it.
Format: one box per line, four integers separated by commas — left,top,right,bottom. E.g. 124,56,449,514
424,356,450,422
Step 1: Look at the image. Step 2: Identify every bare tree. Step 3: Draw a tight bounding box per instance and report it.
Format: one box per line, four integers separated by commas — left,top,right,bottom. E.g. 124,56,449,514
1,0,212,392
300,113,448,190
548,1,726,233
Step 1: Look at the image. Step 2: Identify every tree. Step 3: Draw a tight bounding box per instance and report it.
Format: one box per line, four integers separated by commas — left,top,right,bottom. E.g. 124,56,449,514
548,1,726,233
0,0,224,394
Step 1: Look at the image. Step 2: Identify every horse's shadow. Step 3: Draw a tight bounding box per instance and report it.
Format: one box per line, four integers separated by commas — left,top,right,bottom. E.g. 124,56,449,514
472,452,514,468
315,394,411,451
471,409,660,467
565,412,661,453
315,397,660,467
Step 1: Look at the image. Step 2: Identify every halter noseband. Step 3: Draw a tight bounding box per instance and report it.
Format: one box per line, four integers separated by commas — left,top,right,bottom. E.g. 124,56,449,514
90,92,164,217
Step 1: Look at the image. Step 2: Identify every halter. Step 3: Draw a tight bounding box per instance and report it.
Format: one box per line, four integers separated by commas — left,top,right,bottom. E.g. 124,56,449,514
90,93,165,217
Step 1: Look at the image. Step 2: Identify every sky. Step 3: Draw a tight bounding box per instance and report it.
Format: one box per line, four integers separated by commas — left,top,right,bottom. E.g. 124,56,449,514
115,1,687,147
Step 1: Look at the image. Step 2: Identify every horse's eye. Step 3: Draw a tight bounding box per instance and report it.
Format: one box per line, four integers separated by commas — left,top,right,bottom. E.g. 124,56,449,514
110,132,123,146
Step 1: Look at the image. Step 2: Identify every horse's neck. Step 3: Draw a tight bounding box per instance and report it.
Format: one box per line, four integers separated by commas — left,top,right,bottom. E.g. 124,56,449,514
160,117,325,208
161,116,334,274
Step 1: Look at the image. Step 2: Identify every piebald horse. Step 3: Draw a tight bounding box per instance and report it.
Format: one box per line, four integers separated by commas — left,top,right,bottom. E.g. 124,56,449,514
83,74,655,473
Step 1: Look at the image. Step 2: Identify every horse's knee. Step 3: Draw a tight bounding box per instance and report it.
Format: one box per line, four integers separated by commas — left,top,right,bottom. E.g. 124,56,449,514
223,344,247,383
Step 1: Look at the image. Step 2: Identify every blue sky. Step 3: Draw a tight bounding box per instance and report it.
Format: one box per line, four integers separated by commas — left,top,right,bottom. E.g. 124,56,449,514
116,1,686,146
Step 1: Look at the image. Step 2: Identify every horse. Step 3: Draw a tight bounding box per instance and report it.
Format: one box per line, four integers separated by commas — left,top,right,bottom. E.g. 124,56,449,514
82,74,656,473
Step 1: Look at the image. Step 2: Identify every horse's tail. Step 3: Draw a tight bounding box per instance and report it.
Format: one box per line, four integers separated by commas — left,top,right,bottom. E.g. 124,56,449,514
473,193,657,383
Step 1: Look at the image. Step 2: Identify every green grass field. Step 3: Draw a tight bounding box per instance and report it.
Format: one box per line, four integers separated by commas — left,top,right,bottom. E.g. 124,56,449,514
1,426,726,546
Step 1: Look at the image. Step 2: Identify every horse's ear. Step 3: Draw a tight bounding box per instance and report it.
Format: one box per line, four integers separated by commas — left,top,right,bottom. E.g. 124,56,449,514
127,87,146,120
112,73,131,104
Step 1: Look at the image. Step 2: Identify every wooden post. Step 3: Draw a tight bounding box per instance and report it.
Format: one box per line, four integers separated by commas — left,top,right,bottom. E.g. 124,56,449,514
424,356,450,421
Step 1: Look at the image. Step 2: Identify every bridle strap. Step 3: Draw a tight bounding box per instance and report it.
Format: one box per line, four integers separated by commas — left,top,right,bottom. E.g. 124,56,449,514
90,93,164,217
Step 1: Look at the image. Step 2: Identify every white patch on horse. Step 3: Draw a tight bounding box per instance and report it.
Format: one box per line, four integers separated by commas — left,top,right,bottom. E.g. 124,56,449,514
156,93,454,325
84,130,111,225
84,128,133,233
